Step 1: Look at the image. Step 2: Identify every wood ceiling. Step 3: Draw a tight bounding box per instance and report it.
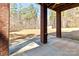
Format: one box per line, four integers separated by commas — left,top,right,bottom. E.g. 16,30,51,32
41,3,79,11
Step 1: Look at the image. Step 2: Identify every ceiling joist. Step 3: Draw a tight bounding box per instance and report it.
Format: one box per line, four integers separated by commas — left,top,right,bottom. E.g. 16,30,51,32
54,3,79,11
39,3,79,11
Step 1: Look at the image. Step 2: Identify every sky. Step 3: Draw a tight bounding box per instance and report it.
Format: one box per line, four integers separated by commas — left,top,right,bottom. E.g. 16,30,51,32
15,3,40,16
13,3,51,16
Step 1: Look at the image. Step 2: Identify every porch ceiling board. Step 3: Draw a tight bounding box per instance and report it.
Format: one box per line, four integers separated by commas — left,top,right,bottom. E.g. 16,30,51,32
42,3,79,11
53,3,79,11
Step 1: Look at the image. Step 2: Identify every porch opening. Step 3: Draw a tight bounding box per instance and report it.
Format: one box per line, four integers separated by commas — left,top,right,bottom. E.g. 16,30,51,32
9,3,41,55
61,7,79,41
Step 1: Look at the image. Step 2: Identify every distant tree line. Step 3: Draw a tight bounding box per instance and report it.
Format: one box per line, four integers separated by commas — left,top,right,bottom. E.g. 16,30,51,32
10,4,39,31
49,7,79,28
10,3,79,31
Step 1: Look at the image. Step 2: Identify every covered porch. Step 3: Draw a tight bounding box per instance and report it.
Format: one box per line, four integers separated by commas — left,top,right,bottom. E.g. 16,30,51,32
0,3,79,56
10,35,79,56
40,3,79,44
10,3,79,56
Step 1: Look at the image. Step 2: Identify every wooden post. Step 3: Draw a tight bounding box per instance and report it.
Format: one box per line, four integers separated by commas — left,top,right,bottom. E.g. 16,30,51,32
56,11,61,38
0,3,9,56
40,4,47,44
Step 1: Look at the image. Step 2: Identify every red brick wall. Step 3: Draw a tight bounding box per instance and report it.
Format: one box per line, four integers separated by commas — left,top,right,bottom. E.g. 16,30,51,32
0,3,9,56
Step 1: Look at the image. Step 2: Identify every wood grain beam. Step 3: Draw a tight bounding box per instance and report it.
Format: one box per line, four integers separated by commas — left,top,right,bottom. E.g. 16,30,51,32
56,11,61,38
54,3,79,11
40,4,47,44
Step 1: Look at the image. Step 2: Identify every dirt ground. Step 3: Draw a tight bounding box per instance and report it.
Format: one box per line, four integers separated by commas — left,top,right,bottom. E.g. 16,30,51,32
9,28,79,43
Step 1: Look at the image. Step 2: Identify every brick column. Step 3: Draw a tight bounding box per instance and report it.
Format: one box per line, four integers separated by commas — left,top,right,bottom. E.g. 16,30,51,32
0,3,9,56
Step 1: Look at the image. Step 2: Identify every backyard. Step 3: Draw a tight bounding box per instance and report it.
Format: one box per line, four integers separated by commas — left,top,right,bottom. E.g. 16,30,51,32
9,27,79,56
9,3,79,55
9,27,79,45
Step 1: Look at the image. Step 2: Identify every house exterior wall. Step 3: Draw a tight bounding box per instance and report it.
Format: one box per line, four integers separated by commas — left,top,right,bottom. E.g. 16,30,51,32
0,3,9,56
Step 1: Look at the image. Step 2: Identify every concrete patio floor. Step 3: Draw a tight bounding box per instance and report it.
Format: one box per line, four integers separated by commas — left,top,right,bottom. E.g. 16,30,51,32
10,35,79,56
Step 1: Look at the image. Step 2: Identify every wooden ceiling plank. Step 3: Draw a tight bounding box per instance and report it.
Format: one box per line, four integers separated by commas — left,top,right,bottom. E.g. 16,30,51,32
53,3,79,11
39,3,79,11
47,3,55,7
60,3,79,11
51,4,57,9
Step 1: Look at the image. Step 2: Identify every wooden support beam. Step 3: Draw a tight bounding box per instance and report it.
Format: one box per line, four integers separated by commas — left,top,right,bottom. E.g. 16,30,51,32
51,4,57,9
47,3,55,7
56,11,61,38
40,4,47,44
